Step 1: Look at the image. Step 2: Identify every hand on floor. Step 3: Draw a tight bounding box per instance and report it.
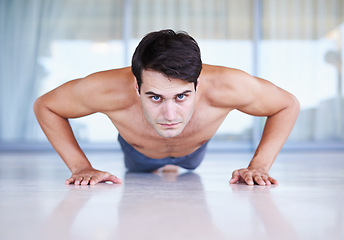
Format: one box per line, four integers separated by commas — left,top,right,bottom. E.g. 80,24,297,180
229,168,278,186
65,167,122,185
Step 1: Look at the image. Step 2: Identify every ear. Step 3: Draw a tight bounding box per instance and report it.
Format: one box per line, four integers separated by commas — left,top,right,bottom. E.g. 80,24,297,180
134,81,140,96
195,79,200,90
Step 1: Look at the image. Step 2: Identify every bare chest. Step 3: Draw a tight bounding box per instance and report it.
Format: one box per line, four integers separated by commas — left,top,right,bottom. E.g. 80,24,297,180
107,103,229,159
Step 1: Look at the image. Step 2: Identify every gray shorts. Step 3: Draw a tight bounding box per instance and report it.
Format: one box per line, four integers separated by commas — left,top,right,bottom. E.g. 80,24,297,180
118,134,208,172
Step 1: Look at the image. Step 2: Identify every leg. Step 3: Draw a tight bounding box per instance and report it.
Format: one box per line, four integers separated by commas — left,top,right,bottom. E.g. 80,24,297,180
153,164,179,173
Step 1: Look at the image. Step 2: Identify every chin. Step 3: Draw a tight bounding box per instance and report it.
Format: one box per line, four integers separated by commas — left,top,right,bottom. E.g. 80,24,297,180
156,127,184,138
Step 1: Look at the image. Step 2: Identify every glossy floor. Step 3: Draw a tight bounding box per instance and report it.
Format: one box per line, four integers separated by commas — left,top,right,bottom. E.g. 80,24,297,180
0,150,343,240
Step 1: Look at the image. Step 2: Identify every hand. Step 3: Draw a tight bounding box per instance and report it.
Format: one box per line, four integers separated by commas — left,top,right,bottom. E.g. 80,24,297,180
65,167,122,185
229,168,278,186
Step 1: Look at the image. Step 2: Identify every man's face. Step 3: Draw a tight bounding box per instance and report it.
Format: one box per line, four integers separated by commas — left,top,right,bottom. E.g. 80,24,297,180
137,70,198,138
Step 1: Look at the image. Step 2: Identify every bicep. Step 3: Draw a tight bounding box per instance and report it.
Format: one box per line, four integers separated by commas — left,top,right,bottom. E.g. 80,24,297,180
39,78,98,119
38,69,134,119
235,76,295,117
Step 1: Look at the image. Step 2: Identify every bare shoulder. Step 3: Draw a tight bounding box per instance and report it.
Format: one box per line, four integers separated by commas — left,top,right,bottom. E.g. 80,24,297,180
200,64,299,117
74,67,137,112
36,67,137,119
200,64,259,108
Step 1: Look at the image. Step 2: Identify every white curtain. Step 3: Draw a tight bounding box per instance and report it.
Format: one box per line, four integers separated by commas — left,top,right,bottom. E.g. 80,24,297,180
1,0,343,144
260,0,344,141
131,0,253,39
0,0,123,142
0,0,45,141
0,0,255,143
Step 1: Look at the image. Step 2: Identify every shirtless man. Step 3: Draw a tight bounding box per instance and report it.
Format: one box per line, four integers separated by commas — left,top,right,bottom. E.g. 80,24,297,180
34,29,299,186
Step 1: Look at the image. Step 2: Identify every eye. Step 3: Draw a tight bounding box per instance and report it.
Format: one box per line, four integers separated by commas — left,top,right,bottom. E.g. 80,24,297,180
151,96,161,102
176,94,186,101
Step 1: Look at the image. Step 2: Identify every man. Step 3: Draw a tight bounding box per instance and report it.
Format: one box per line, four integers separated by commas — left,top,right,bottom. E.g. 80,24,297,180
34,29,299,186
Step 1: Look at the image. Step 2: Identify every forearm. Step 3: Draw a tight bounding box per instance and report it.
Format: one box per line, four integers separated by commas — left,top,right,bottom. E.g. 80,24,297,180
249,98,300,172
34,100,92,173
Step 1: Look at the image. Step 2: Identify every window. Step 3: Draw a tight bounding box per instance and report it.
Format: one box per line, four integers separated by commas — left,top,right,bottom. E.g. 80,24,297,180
1,0,343,149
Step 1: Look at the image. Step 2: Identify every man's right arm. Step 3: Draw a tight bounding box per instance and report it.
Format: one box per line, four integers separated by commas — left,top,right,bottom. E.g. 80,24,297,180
33,71,126,185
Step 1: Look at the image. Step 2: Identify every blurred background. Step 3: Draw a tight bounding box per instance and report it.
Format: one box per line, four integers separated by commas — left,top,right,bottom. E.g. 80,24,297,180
0,0,343,151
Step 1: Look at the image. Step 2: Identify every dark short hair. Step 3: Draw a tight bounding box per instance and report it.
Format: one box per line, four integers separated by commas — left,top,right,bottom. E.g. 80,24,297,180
131,29,202,92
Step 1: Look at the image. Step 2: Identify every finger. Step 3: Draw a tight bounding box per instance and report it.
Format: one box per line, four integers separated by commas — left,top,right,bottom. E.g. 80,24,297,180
91,173,122,185
81,177,91,185
65,177,75,185
253,175,266,186
261,175,271,185
269,176,278,185
74,176,84,185
229,170,240,184
102,174,122,184
242,171,254,186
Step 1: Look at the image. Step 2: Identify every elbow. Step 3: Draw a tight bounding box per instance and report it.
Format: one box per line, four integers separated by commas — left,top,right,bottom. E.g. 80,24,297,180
33,97,40,116
288,93,300,118
33,97,42,116
292,94,300,112
33,96,48,118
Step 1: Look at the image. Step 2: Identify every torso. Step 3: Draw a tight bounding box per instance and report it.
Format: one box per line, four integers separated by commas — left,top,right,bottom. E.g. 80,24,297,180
103,65,233,159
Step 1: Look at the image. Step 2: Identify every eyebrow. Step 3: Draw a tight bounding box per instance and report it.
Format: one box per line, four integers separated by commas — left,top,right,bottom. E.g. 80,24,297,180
145,90,192,98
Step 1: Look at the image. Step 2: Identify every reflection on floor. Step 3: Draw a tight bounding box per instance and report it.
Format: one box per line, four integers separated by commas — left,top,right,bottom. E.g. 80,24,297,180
0,151,343,240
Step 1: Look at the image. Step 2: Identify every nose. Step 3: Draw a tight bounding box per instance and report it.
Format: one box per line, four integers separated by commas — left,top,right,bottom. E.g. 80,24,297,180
162,100,176,121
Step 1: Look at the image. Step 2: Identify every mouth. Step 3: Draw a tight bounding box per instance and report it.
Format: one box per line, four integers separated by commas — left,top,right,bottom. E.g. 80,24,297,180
159,123,180,128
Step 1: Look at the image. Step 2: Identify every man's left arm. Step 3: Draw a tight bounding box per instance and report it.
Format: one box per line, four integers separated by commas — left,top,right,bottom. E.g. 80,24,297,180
228,73,300,185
